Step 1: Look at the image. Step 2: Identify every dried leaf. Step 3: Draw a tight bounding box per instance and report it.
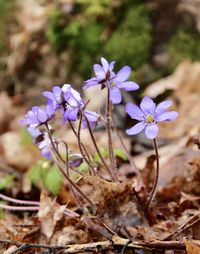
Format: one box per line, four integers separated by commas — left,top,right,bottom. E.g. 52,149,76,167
184,239,200,254
38,192,66,239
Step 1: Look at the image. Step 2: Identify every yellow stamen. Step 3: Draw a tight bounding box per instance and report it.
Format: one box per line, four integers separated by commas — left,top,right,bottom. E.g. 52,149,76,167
146,114,154,123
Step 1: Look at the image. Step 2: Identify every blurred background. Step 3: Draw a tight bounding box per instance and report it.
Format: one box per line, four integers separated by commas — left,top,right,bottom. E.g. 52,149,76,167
1,0,200,100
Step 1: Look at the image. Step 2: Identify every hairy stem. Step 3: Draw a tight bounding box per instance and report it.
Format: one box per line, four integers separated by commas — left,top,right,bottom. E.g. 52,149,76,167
147,138,159,210
45,124,95,209
84,115,113,179
106,88,119,181
77,116,96,175
68,120,92,163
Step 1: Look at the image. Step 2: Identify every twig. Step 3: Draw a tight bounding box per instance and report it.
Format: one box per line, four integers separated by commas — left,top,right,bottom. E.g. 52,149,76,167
0,193,39,206
0,236,192,253
0,202,80,217
163,212,200,240
147,138,159,210
0,204,39,211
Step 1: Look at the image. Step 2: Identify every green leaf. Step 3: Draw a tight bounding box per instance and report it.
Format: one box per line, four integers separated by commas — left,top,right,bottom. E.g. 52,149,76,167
0,174,16,190
43,166,62,195
78,162,89,173
114,148,128,161
27,165,41,186
93,148,109,163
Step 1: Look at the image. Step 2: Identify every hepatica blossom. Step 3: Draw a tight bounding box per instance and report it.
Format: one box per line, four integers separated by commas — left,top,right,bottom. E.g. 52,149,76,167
27,126,53,160
21,104,54,126
83,57,139,104
43,84,99,128
126,96,179,139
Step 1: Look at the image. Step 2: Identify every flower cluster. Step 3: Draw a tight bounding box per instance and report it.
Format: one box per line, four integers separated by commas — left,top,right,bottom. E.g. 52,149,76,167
21,84,100,160
43,84,99,127
83,57,139,104
21,57,179,161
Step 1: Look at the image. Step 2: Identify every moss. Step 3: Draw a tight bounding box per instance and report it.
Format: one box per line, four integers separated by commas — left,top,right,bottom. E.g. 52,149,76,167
167,28,200,69
0,0,15,53
103,4,152,70
47,2,152,80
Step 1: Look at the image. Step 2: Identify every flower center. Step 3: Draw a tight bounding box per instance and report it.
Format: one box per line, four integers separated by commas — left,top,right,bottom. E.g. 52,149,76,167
146,114,154,123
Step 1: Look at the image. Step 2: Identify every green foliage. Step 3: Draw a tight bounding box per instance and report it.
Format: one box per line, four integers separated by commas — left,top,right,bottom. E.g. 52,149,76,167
77,0,120,16
93,147,128,163
167,28,200,69
93,148,108,163
78,162,89,173
47,9,68,51
47,1,152,80
43,166,62,195
104,4,152,70
113,148,128,161
0,0,15,53
28,160,62,196
0,174,16,190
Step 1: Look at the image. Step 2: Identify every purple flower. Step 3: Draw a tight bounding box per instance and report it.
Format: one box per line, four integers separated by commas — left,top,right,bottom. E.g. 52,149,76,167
82,110,100,129
125,96,179,139
27,125,54,160
43,84,78,113
43,84,100,128
21,104,54,126
83,57,139,104
68,153,83,168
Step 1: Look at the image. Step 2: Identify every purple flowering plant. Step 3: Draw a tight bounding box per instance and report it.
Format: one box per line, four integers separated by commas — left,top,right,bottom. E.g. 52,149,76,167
21,57,178,223
83,57,139,104
126,96,179,139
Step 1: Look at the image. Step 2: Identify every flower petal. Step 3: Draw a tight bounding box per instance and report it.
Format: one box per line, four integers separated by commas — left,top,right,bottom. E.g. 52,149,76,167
109,61,115,72
52,86,62,103
126,122,145,135
110,87,122,104
115,66,131,82
42,91,54,100
156,111,179,122
41,146,52,160
37,109,48,123
145,124,158,139
84,110,99,122
94,64,105,80
116,81,139,91
125,103,144,120
64,108,79,122
140,96,156,114
27,126,41,137
155,100,172,114
83,78,99,89
101,57,109,73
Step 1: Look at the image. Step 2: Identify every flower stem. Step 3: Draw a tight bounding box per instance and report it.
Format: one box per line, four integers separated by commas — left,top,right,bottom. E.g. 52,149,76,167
68,120,92,163
77,115,96,175
45,124,95,210
147,138,159,210
84,114,113,180
106,88,119,181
